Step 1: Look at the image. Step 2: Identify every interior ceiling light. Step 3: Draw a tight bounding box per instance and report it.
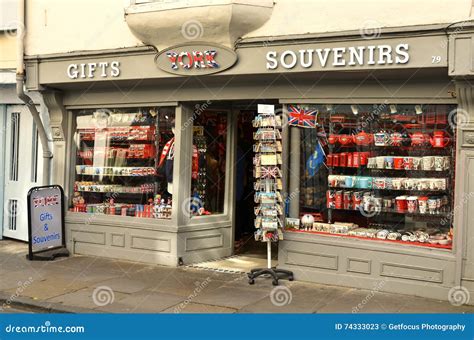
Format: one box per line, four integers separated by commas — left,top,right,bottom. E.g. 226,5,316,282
415,105,423,115
351,105,359,115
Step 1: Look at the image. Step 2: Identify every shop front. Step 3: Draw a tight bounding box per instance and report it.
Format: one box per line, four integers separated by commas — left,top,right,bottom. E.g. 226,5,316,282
24,23,474,302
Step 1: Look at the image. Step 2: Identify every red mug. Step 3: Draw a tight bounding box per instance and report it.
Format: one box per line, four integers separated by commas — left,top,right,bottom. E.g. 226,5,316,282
333,154,340,167
396,196,408,212
352,191,362,210
347,153,353,167
340,153,348,167
352,152,360,167
326,154,334,166
359,152,369,166
335,191,343,209
394,157,404,169
343,191,351,210
326,190,335,208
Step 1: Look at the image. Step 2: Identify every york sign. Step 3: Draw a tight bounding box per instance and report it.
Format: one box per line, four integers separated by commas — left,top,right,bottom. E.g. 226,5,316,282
155,43,238,76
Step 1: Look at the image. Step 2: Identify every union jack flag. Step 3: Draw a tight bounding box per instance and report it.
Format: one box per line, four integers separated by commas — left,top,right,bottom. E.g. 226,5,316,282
261,166,280,179
287,105,318,128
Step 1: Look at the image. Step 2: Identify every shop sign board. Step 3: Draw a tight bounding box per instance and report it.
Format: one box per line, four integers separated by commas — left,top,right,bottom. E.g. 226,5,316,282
266,43,410,70
258,104,275,114
155,43,238,76
67,61,121,79
27,185,69,260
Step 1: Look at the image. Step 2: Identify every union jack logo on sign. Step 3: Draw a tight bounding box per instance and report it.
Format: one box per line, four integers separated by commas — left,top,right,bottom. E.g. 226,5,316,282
287,105,318,128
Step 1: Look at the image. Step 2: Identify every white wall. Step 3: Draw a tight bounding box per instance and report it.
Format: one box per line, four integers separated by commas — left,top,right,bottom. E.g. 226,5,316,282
25,0,474,55
251,0,473,38
25,0,140,55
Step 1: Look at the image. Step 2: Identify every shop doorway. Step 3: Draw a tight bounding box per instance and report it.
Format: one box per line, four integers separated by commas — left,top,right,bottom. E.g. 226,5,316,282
233,110,258,254
3,105,43,241
187,103,279,273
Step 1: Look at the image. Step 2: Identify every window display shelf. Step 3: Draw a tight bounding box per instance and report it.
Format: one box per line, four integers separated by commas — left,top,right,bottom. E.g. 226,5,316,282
75,166,157,176
77,189,154,194
329,207,448,217
296,103,456,250
286,229,452,250
329,145,453,152
328,187,448,193
72,107,175,220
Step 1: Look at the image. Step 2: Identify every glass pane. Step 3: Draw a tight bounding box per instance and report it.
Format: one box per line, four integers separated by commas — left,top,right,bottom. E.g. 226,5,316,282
71,107,175,219
190,110,227,216
290,104,456,250
9,112,20,181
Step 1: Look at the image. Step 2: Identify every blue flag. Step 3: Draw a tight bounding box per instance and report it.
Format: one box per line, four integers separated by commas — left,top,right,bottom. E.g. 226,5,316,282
306,141,326,177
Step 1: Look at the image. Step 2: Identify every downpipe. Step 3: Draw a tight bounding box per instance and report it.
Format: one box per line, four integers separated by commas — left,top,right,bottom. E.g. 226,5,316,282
16,0,52,185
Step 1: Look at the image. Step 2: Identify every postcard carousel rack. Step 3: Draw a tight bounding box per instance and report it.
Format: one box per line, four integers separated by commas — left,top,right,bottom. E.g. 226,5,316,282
247,108,293,285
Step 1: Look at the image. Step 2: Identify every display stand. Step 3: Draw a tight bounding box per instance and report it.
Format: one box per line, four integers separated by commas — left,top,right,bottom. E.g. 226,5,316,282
247,240,293,286
247,105,293,285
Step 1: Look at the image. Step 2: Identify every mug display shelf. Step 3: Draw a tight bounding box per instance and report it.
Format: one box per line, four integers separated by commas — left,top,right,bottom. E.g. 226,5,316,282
331,144,452,152
78,189,154,194
76,166,157,177
328,166,448,173
286,229,452,250
328,187,449,193
329,206,449,218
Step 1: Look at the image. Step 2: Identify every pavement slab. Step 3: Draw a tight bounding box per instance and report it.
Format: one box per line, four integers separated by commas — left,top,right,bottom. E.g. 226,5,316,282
1,240,473,314
163,302,237,314
192,285,271,309
4,277,90,301
95,291,185,313
47,288,129,310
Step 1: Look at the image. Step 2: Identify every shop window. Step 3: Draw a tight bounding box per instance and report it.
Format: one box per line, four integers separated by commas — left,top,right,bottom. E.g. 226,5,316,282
288,104,456,250
189,111,227,216
71,107,175,219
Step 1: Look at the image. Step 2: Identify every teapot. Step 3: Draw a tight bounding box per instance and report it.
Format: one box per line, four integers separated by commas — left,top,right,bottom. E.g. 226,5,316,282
410,132,429,146
328,134,338,144
430,130,450,148
352,131,373,146
338,134,353,145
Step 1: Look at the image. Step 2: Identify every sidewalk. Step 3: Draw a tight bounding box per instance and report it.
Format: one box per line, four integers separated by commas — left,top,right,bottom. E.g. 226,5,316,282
0,240,472,314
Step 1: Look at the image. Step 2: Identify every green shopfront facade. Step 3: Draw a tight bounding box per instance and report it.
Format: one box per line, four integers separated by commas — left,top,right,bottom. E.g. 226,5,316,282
25,23,474,303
